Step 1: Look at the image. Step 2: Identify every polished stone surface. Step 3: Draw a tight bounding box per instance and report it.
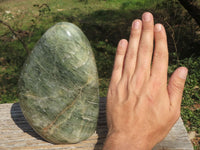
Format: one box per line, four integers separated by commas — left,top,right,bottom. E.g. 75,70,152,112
18,22,99,144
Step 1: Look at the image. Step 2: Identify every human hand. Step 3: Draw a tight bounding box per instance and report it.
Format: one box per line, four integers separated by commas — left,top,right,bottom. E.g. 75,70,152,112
103,12,188,150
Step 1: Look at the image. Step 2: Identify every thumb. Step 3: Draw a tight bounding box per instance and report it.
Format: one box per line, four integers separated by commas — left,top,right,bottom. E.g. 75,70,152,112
168,67,188,107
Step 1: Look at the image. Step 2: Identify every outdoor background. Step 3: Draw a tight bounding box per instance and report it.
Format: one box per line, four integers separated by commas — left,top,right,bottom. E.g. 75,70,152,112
0,0,199,149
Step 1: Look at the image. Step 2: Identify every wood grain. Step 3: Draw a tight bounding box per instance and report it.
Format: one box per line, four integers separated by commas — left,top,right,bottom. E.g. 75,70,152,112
0,97,193,150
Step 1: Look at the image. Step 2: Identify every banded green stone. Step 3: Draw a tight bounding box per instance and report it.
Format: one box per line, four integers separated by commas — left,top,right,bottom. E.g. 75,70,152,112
18,22,99,144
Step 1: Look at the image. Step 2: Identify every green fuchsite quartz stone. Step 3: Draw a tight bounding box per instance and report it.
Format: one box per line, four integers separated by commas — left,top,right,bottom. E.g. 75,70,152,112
18,22,99,144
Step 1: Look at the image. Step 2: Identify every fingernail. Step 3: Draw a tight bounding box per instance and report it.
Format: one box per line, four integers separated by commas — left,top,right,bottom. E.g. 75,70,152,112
178,67,188,79
142,12,152,22
120,40,126,48
155,24,162,32
132,20,140,29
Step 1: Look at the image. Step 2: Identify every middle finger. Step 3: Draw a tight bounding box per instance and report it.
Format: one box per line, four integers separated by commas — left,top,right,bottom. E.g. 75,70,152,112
134,12,154,80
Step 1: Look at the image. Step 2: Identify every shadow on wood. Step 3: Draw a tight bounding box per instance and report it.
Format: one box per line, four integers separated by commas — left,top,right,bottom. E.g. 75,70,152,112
10,103,46,142
94,97,107,150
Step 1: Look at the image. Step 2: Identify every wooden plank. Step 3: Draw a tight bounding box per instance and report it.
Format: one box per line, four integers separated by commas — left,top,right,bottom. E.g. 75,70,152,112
0,97,193,150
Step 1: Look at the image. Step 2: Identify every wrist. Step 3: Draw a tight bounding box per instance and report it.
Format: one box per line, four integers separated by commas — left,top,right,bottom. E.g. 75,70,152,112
103,131,152,150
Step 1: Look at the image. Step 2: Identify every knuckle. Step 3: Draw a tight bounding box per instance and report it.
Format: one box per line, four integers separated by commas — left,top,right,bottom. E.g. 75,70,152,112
150,76,165,90
142,26,154,32
140,61,150,70
113,64,121,71
130,30,141,38
170,80,184,94
140,43,149,50
126,51,137,60
140,43,153,53
116,48,125,55
145,93,155,103
154,50,168,60
152,78,162,87
157,36,166,42
108,85,117,96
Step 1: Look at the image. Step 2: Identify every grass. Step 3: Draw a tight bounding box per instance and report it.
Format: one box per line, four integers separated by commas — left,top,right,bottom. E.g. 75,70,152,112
0,0,200,148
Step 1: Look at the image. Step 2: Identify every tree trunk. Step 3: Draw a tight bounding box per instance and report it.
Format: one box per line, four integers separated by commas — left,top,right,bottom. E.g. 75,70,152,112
178,0,200,26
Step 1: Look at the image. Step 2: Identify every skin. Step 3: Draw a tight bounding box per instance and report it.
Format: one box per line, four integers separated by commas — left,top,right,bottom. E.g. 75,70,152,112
102,12,188,150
